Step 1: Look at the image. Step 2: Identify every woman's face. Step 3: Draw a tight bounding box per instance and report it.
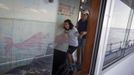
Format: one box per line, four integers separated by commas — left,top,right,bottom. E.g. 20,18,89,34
81,13,88,21
64,22,70,30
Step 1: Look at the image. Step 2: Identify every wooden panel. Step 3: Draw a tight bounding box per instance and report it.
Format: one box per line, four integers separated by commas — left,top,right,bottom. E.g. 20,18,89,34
75,0,101,75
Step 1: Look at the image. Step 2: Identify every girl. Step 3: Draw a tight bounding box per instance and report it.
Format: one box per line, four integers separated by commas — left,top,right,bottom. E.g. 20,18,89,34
63,19,79,65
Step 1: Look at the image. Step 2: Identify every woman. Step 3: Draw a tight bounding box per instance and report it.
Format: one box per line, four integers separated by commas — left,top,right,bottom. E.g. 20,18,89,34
63,19,79,65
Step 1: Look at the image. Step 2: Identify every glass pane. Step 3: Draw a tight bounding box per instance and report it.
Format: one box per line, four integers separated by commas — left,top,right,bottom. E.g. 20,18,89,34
127,10,134,55
55,0,80,51
0,0,58,75
101,0,134,70
52,0,80,74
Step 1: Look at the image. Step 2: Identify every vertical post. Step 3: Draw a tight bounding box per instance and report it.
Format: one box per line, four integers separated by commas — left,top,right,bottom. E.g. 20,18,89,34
133,40,134,46
119,41,122,49
75,0,101,75
109,43,112,54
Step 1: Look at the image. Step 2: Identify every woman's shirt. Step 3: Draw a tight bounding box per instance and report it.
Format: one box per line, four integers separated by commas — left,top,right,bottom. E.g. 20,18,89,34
77,19,87,33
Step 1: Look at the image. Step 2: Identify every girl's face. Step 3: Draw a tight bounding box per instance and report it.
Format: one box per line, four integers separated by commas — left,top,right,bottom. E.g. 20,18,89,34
64,22,70,30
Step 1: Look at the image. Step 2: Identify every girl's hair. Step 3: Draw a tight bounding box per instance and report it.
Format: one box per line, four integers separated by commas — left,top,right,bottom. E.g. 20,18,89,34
64,19,74,30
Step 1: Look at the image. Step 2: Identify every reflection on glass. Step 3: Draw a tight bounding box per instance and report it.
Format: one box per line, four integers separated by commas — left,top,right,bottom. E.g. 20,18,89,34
0,0,58,75
103,0,134,69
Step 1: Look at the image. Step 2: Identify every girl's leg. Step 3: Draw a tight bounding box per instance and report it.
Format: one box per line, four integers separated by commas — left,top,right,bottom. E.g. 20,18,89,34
67,52,74,64
67,46,77,64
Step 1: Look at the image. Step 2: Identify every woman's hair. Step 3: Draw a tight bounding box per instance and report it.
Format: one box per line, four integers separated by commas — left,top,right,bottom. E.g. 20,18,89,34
64,19,74,30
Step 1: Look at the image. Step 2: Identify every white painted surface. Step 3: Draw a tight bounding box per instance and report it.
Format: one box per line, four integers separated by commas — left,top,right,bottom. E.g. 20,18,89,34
103,53,134,75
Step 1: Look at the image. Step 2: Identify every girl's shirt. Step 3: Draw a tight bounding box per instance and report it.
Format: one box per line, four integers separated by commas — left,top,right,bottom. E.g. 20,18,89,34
68,27,79,47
